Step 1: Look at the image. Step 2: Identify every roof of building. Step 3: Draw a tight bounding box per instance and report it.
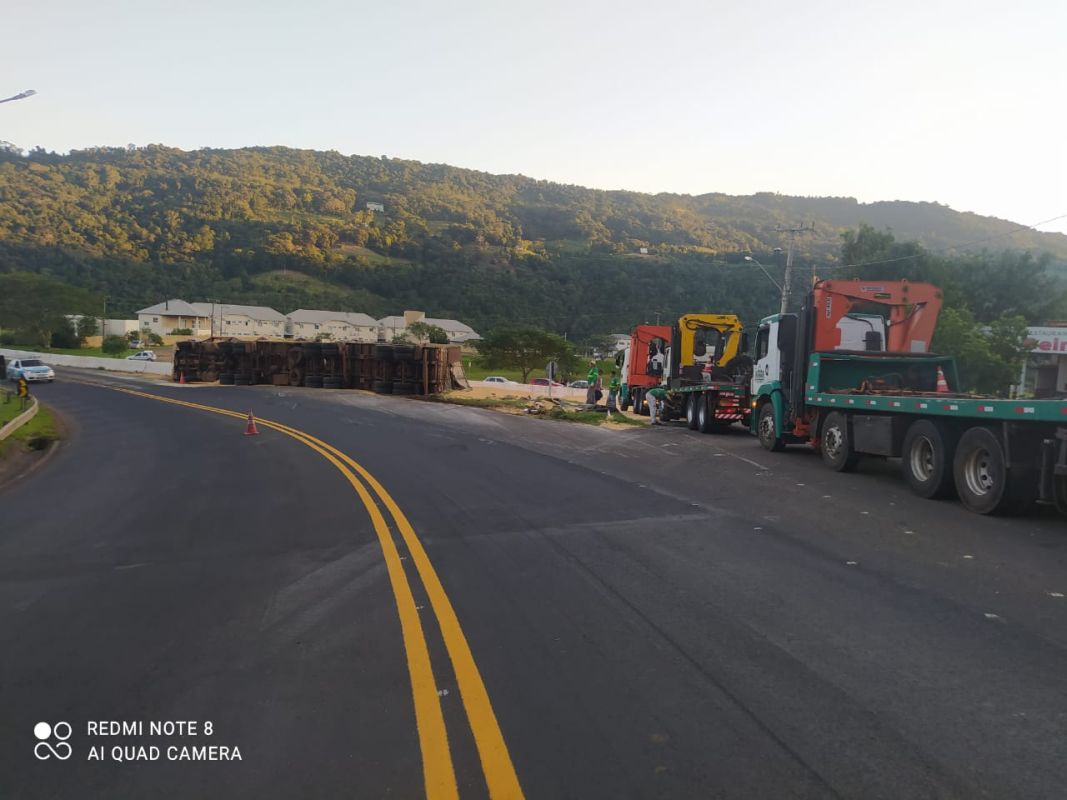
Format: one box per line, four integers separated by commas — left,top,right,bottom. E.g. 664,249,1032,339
378,315,478,335
288,309,379,326
189,303,287,321
136,299,204,317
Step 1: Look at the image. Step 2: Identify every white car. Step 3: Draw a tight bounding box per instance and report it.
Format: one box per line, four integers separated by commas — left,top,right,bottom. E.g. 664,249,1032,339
6,358,55,383
483,376,517,384
126,350,157,361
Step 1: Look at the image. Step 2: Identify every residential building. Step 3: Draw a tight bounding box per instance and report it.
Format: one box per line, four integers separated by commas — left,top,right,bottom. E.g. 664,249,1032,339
136,300,287,339
287,309,379,342
136,300,212,337
365,201,385,213
377,310,481,344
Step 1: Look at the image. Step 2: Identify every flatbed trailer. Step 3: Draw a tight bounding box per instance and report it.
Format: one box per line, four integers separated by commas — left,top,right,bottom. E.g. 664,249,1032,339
749,280,1067,516
662,380,751,432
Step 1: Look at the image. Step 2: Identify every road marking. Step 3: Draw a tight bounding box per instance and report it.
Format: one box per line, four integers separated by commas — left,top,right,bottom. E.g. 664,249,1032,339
84,382,524,800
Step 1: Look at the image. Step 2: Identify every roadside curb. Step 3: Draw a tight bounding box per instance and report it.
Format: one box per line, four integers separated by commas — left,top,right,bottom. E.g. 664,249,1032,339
0,396,38,442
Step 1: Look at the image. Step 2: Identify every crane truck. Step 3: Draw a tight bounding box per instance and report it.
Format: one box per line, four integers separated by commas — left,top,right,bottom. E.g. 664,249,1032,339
626,314,753,432
749,279,1067,516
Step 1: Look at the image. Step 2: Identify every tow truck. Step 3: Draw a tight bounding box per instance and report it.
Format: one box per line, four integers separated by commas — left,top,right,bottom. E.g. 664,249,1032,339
750,279,1067,515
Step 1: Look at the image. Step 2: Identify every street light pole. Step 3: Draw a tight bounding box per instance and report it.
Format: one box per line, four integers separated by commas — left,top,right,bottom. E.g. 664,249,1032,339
0,89,37,106
743,256,783,293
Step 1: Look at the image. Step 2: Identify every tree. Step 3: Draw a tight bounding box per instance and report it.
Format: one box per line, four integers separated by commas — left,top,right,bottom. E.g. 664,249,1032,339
102,335,129,354
407,321,449,344
0,273,100,347
932,308,1027,395
77,315,99,338
475,326,574,383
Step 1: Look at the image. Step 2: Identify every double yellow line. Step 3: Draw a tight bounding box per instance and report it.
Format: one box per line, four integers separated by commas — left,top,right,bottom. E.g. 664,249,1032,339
102,385,523,800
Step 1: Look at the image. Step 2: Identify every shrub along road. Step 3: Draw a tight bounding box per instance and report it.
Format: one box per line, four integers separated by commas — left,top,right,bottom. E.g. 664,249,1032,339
2,372,1066,799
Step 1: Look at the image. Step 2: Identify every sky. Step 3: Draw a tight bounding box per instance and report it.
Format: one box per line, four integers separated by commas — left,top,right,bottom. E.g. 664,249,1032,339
3,0,1065,233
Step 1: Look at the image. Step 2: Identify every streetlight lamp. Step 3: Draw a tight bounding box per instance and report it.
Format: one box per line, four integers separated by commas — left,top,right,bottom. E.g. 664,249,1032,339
744,255,783,294
0,89,37,105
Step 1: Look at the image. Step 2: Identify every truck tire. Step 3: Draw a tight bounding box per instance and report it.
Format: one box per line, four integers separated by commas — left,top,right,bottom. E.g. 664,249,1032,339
697,396,727,433
686,395,700,430
373,380,393,394
218,372,235,386
901,419,956,499
757,403,785,451
820,411,859,472
633,389,648,416
620,392,631,412
953,426,1036,515
288,367,304,387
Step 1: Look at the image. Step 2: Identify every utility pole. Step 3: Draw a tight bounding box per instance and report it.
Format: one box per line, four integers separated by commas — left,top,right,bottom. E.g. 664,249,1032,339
776,224,815,314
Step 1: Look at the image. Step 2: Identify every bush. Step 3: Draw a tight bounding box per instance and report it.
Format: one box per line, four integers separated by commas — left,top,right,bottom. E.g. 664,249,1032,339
50,317,83,349
171,327,193,335
102,335,130,354
147,332,164,346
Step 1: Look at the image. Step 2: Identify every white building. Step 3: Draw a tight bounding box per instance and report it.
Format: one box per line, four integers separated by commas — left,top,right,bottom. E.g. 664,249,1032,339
136,300,287,339
365,201,385,213
377,310,481,344
136,300,212,337
287,309,379,342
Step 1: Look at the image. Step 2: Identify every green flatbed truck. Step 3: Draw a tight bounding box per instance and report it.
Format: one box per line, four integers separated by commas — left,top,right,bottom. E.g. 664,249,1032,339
749,279,1067,516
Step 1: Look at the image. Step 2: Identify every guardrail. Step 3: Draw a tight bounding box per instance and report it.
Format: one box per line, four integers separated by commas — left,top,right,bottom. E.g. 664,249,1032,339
0,348,172,377
0,393,39,442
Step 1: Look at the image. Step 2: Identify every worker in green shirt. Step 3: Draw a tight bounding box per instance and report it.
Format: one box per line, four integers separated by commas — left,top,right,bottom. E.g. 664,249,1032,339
606,369,621,411
585,360,600,406
646,385,669,425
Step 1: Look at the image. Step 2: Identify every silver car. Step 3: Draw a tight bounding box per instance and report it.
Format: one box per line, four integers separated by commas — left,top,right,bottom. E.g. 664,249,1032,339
6,358,55,383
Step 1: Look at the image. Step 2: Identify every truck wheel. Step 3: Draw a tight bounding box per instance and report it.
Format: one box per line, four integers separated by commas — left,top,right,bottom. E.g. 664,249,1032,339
901,419,956,499
620,392,631,412
686,395,700,430
820,411,859,472
634,389,648,416
953,426,1035,515
757,403,785,452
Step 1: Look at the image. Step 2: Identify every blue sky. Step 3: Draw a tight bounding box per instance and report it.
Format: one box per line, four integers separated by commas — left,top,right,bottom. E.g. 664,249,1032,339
3,0,1065,233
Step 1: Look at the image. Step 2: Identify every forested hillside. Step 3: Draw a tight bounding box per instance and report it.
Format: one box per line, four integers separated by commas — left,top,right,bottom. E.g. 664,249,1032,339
1,144,1064,339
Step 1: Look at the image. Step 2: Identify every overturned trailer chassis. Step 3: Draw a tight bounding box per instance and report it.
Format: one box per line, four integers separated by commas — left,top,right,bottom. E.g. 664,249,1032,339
172,340,461,395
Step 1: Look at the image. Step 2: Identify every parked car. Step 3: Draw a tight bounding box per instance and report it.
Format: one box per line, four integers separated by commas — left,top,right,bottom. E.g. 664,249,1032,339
567,380,589,389
483,376,517,384
528,378,565,387
6,358,55,383
126,350,157,361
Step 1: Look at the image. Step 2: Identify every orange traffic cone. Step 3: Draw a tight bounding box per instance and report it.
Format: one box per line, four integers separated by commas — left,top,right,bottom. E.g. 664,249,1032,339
935,366,950,393
179,371,186,384
244,410,260,436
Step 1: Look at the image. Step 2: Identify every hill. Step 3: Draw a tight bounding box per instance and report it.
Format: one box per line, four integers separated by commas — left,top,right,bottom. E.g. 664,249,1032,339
0,144,1064,338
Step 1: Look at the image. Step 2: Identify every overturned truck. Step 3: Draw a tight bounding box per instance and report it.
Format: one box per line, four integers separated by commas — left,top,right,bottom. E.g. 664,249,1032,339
172,339,463,395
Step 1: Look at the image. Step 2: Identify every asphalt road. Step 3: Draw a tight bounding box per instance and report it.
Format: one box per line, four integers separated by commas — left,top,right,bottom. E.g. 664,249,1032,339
2,371,1066,799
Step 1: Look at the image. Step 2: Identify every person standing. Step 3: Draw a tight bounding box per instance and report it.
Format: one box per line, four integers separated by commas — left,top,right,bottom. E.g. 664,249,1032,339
646,385,668,425
606,369,620,411
585,360,600,406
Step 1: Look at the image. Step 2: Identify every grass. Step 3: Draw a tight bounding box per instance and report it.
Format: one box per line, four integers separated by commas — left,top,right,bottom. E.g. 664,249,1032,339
0,398,60,458
461,356,619,384
0,392,24,427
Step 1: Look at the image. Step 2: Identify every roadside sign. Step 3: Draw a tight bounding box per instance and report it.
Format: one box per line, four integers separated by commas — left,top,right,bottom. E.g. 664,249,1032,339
17,377,28,398
546,361,558,381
